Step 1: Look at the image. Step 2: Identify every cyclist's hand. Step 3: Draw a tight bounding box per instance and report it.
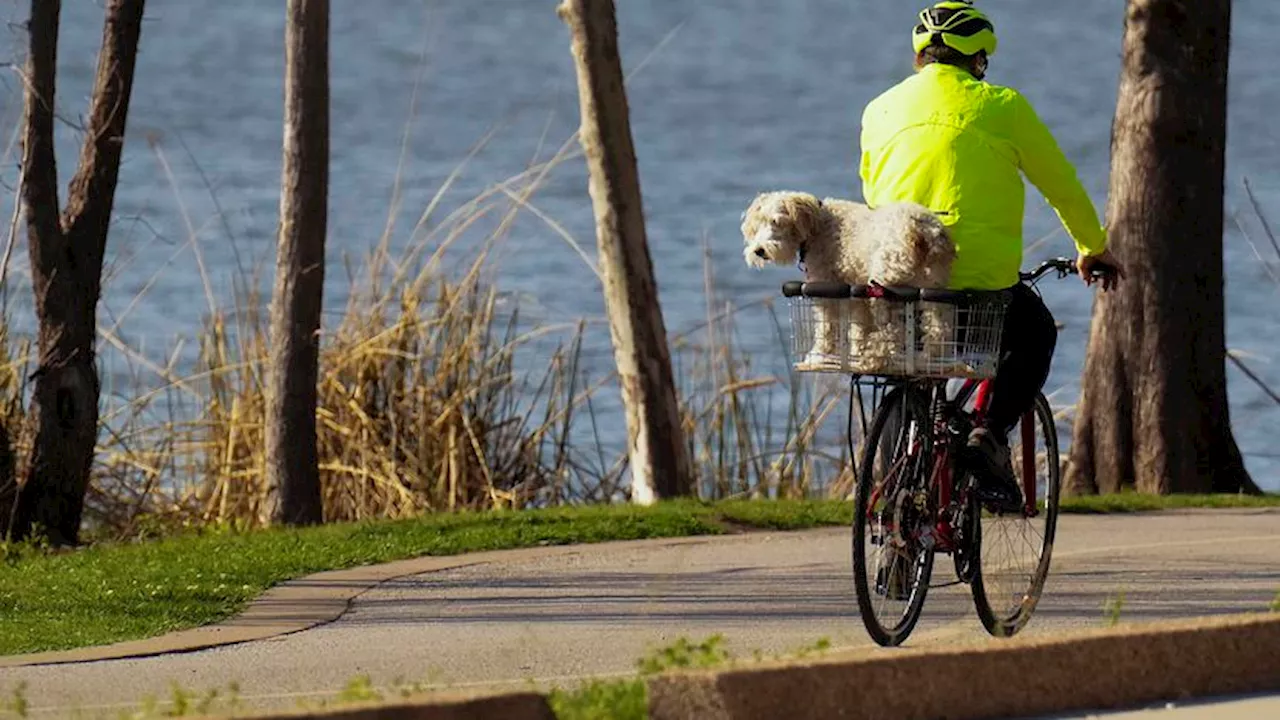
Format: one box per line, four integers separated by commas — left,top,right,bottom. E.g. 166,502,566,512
1077,249,1123,291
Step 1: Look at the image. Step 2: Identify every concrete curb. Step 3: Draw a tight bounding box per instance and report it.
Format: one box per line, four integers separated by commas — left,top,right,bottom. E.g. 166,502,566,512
0,533,747,669
646,612,1280,720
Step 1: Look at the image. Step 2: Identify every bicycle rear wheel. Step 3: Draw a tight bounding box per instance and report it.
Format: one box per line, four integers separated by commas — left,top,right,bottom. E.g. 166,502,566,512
852,384,936,647
971,392,1061,637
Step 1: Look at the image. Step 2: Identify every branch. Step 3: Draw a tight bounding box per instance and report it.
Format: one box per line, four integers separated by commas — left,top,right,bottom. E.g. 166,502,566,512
1227,351,1280,407
7,64,89,133
1242,177,1280,263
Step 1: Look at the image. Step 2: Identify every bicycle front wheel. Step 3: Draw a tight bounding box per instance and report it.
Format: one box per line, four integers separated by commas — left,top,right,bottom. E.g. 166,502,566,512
852,384,936,647
971,392,1061,638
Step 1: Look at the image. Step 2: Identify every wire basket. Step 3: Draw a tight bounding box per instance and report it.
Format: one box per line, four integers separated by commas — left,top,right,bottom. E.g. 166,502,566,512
787,295,1010,379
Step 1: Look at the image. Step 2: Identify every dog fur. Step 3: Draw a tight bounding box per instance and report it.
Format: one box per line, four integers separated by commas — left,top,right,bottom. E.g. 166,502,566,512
741,190,957,372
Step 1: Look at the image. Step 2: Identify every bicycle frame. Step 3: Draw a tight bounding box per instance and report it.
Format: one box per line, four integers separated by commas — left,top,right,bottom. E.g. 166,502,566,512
898,375,1038,556
837,257,1105,645
941,377,1040,521
845,259,1099,556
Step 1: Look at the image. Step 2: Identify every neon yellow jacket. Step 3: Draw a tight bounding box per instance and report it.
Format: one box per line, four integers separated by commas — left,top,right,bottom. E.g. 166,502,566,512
859,63,1107,290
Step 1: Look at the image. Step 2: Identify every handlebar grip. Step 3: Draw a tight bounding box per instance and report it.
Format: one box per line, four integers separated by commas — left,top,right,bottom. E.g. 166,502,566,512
781,281,853,299
1088,262,1119,279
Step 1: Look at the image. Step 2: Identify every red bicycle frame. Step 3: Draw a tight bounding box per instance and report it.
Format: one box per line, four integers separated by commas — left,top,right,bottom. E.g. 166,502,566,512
930,377,1038,551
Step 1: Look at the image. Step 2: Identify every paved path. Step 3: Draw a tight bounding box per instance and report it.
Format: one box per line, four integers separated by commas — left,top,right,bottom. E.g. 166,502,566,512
2,509,1278,717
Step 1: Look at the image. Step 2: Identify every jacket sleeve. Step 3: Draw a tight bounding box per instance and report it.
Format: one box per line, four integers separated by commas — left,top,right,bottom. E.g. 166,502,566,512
859,147,873,201
1010,92,1108,256
858,109,875,201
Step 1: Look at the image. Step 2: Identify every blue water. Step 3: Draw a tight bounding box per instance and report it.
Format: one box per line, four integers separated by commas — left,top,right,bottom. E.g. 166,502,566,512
0,0,1276,491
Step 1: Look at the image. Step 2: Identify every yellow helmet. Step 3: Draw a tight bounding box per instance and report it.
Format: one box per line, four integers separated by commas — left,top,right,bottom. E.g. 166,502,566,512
912,1,998,57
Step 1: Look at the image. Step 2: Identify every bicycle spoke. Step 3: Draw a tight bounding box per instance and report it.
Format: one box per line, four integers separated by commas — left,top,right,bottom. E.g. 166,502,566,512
852,385,936,647
971,395,1060,637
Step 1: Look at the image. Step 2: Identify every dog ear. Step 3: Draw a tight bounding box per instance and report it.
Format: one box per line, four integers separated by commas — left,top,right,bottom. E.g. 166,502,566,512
780,193,822,239
903,218,929,263
909,214,953,261
740,195,763,238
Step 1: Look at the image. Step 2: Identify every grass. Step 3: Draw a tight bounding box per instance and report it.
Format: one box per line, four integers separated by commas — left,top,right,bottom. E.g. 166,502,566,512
549,635,735,720
0,60,1273,547
549,678,647,720
0,72,853,541
9,635,743,719
1059,491,1280,514
62,635,768,719
0,172,851,540
0,499,845,657
1102,590,1127,627
1,490,1274,658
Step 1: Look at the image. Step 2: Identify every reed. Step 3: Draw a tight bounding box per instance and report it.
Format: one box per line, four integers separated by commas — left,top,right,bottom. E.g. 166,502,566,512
50,221,850,539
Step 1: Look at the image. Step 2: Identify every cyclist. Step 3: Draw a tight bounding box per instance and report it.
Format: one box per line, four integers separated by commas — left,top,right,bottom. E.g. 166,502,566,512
858,0,1122,511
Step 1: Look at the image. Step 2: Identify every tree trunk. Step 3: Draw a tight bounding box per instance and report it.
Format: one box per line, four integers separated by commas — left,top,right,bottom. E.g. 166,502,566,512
10,0,146,545
263,0,329,526
558,0,693,502
1066,0,1258,496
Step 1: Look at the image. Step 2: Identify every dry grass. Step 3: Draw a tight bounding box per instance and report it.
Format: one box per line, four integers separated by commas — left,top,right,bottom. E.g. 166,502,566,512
0,178,848,540
0,171,1266,539
0,48,849,539
68,246,848,538
674,243,850,502
0,166,1263,539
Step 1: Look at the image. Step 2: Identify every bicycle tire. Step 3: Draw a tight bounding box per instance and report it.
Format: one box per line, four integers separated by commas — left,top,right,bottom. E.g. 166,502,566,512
970,392,1061,638
851,384,936,647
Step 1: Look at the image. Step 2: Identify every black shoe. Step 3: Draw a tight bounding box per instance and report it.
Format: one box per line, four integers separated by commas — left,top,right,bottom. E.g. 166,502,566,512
965,428,1023,514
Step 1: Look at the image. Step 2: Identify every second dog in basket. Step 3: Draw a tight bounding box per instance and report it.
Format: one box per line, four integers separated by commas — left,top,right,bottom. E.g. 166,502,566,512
741,190,957,373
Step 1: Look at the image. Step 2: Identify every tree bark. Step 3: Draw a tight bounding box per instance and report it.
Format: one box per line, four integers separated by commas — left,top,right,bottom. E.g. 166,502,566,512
1067,0,1258,496
558,0,693,502
263,0,329,526
10,0,146,545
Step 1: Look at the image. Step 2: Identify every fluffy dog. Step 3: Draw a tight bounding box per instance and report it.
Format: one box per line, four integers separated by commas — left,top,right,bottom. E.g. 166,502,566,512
741,190,957,373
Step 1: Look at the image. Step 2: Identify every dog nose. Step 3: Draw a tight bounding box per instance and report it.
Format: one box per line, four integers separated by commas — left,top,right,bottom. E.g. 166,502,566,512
754,248,767,258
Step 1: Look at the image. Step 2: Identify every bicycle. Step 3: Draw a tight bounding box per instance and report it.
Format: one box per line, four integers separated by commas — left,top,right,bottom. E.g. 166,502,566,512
781,257,1111,647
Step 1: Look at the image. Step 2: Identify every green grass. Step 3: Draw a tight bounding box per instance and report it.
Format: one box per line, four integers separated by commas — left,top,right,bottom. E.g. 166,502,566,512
0,500,845,657
549,678,647,720
53,636,742,719
0,492,1273,658
549,634,734,720
1059,491,1280,514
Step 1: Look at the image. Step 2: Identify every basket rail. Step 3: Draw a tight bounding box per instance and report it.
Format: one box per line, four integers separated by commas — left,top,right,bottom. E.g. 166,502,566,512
781,281,1011,307
782,282,1010,379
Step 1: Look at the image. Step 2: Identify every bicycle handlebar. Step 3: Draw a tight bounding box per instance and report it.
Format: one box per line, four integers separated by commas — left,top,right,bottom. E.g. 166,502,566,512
1019,257,1118,283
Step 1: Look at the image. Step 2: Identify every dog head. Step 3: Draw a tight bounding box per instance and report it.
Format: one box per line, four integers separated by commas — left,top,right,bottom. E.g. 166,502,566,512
740,191,824,269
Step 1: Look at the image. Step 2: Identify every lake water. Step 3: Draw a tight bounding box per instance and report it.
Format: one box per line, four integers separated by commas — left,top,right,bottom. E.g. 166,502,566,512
1,0,1277,491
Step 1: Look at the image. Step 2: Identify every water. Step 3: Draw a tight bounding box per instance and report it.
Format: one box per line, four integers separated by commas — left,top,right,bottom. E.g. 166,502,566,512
0,0,1277,491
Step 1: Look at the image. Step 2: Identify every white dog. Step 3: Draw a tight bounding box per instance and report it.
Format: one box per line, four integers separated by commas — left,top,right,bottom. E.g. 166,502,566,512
741,190,957,373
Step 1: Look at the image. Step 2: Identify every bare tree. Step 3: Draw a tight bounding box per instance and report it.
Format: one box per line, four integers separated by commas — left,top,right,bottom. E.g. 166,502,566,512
558,0,693,502
8,0,146,544
263,0,329,525
1067,0,1258,495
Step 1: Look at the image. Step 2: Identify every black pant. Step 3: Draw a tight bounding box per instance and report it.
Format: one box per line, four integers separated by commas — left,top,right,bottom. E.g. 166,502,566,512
985,283,1057,439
